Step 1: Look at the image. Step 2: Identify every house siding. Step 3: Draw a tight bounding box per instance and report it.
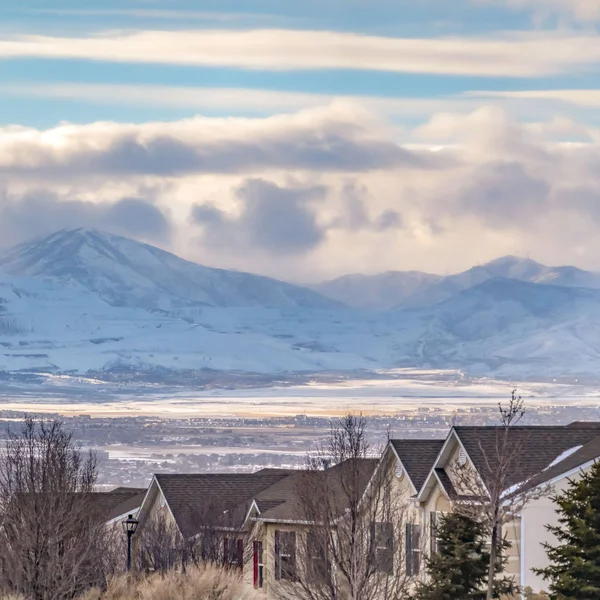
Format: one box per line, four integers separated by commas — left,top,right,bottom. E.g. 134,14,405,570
132,483,182,568
263,523,306,600
520,465,594,593
420,469,524,587
503,516,521,585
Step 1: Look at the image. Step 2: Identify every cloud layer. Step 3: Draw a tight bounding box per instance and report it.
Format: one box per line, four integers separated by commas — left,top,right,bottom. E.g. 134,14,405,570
0,192,171,248
1,102,600,280
1,28,599,77
0,103,425,181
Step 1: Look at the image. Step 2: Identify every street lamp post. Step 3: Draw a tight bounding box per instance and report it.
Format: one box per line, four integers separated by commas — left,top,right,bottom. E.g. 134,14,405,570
122,514,139,571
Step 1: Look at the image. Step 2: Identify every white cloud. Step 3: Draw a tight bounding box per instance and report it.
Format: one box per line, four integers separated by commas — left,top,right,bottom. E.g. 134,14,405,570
0,28,598,77
0,82,477,118
0,103,431,181
466,89,600,108
1,103,600,280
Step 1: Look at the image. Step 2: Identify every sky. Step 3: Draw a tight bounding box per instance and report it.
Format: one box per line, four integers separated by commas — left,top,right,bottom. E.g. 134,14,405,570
1,0,600,282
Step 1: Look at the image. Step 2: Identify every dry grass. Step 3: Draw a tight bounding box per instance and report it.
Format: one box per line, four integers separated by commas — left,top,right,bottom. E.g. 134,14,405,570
3,565,259,600
85,565,258,600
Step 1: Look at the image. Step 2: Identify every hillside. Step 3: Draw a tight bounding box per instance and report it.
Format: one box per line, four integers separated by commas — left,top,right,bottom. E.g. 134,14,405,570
0,229,342,311
1,232,600,382
315,256,600,309
312,271,442,310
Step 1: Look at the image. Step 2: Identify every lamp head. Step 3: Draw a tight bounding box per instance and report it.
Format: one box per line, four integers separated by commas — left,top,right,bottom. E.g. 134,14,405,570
122,514,139,535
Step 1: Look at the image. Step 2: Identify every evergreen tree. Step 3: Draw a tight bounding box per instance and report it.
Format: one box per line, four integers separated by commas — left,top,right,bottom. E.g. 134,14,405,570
535,460,600,599
413,513,517,600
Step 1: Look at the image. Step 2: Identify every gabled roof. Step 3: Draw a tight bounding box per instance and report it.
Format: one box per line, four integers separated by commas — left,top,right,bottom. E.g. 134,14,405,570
509,435,600,496
453,423,600,491
89,488,147,522
434,468,457,499
254,458,379,523
154,471,295,537
390,439,445,493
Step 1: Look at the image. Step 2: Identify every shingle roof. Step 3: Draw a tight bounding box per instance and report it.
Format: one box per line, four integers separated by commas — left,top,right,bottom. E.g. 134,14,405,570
391,439,445,492
155,471,294,537
255,499,287,513
89,488,147,522
454,423,600,490
434,468,457,499
509,435,600,496
255,458,379,522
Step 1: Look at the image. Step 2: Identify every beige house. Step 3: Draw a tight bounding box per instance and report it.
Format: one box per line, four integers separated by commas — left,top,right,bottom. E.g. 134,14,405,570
409,422,600,591
132,420,600,597
134,461,380,598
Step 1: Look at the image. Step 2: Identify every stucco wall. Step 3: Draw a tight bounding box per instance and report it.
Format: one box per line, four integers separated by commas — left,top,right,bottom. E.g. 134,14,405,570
520,467,592,593
420,477,523,587
503,515,521,584
263,523,307,600
132,483,184,567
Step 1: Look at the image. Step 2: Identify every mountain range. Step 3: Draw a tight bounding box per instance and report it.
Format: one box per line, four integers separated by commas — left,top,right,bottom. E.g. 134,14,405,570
0,229,340,311
1,228,600,382
313,256,600,310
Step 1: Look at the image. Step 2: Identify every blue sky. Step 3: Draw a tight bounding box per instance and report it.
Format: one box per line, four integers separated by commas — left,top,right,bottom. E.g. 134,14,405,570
1,0,599,127
0,0,600,280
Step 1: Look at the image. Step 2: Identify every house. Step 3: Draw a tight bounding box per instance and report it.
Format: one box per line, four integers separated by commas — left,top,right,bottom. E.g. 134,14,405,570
134,460,380,598
249,458,379,598
93,487,147,525
135,469,306,579
131,420,600,597
378,439,446,580
411,422,600,591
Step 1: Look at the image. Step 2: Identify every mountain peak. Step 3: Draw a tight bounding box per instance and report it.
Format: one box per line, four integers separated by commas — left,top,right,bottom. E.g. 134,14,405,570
0,229,342,311
484,255,540,268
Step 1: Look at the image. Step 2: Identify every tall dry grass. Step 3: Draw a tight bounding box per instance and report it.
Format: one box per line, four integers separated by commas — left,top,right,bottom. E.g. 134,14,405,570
2,565,260,600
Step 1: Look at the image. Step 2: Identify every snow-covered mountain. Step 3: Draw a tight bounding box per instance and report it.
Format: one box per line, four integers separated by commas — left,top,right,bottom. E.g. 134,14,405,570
1,271,600,380
0,229,342,311
312,271,442,310
408,278,600,376
0,274,375,375
315,256,600,309
1,231,600,382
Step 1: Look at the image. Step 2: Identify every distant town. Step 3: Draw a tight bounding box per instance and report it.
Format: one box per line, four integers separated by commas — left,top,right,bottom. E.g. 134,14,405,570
0,402,596,488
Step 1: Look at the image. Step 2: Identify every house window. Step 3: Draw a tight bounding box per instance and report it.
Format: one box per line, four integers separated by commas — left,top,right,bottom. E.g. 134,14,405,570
430,512,444,555
307,531,330,582
373,522,394,575
274,530,296,581
405,523,421,576
223,537,244,569
253,541,264,588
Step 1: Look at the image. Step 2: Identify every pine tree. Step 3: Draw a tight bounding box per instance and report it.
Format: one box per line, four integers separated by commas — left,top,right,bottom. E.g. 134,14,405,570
413,513,517,600
534,460,600,599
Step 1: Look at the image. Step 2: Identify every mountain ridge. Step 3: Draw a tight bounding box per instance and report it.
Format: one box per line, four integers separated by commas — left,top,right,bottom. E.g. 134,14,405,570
1,230,600,381
0,228,344,312
314,256,600,310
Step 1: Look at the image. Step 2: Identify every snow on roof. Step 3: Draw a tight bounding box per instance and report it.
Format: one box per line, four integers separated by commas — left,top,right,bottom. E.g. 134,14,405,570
543,445,583,472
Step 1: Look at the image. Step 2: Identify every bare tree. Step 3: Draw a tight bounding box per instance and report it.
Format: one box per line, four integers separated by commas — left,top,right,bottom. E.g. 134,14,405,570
449,391,547,600
137,498,244,573
273,414,417,600
306,414,371,469
138,509,183,572
0,417,110,600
